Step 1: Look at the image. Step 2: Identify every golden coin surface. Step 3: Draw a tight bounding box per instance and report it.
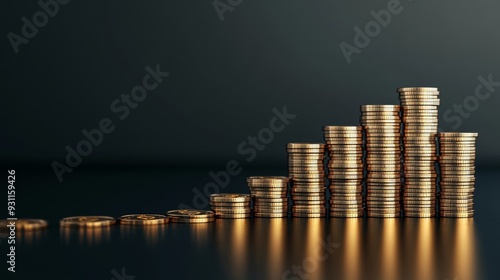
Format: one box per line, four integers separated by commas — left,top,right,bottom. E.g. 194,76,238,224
215,213,251,219
0,219,49,230
60,216,116,228
440,212,474,218
167,209,214,218
287,143,325,149
254,213,288,218
247,176,289,182
438,132,478,138
170,217,215,223
323,126,362,131
209,202,250,207
292,213,326,218
118,214,169,225
366,212,400,218
361,105,401,112
210,193,251,203
397,87,438,92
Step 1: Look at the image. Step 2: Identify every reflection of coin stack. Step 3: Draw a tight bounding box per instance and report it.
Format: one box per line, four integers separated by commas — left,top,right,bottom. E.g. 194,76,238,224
287,143,326,218
438,132,478,218
247,177,289,218
209,194,251,218
323,126,364,218
398,87,439,218
360,105,402,218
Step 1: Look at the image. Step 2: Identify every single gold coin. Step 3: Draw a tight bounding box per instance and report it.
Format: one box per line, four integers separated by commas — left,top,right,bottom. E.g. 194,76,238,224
292,213,326,218
215,213,251,219
255,212,288,218
118,214,169,225
330,212,363,218
287,143,325,149
323,132,362,137
397,87,438,92
366,212,400,218
438,132,478,138
60,216,116,228
0,219,48,230
210,194,251,203
440,212,474,218
247,176,289,182
361,105,401,111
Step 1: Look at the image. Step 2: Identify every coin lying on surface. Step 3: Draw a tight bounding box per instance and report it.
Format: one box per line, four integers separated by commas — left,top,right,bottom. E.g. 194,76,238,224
0,218,48,230
118,214,169,225
60,216,116,227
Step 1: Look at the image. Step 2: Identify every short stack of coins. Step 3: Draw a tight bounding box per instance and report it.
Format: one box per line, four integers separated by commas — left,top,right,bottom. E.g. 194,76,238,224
166,210,215,223
287,143,326,218
398,87,439,218
360,105,402,218
438,132,478,218
209,194,251,218
247,176,289,218
323,126,364,217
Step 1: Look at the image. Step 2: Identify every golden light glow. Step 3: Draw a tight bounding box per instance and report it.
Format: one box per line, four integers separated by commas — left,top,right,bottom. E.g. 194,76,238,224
60,226,110,245
414,218,435,280
454,219,476,280
267,218,286,280
381,219,398,280
343,218,362,280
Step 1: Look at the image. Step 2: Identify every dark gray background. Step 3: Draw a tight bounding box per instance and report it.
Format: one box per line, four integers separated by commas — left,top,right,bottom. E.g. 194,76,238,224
1,0,499,170
1,2,500,279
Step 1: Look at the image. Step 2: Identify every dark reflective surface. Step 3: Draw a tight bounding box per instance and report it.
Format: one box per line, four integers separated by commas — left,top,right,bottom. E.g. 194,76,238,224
1,167,498,279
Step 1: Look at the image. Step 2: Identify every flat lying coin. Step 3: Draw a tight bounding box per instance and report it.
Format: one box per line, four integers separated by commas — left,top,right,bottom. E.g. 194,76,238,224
0,219,48,230
118,214,169,225
60,216,116,228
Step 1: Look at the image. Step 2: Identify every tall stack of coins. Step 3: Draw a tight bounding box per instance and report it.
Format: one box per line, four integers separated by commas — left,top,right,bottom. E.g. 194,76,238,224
323,126,364,217
438,132,478,218
360,105,402,218
398,87,439,218
247,176,289,218
287,143,326,218
166,210,215,223
209,194,251,218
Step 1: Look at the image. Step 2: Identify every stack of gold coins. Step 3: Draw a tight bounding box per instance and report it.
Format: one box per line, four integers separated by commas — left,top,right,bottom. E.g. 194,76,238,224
360,105,402,218
398,87,439,218
247,176,289,218
438,132,478,218
166,210,215,223
209,194,251,218
323,126,364,218
287,143,326,218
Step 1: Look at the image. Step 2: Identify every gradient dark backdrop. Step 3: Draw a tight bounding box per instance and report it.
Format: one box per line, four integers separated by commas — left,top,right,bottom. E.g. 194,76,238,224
2,2,500,279
2,0,500,174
